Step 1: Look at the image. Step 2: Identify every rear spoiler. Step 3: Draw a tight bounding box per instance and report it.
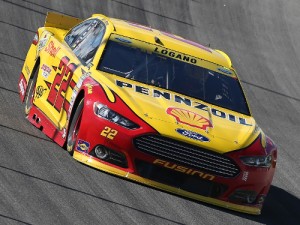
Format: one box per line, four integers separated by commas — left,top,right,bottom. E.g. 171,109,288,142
44,12,82,30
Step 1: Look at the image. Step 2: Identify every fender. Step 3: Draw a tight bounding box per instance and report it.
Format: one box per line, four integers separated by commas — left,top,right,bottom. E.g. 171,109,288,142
19,58,40,102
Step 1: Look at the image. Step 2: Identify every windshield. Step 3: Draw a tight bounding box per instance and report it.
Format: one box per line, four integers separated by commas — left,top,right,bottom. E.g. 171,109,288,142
98,38,250,115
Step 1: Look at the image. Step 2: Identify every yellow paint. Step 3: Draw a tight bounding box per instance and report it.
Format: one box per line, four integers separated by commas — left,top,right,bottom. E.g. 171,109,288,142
22,13,259,151
86,84,93,94
261,131,267,149
45,12,82,30
102,84,116,103
21,12,265,214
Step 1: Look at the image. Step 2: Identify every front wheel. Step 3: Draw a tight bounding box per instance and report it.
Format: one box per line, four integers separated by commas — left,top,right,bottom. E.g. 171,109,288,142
66,99,84,156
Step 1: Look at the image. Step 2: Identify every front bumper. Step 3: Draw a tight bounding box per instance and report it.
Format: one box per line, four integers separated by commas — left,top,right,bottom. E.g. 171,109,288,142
74,119,276,215
73,92,277,215
73,150,262,215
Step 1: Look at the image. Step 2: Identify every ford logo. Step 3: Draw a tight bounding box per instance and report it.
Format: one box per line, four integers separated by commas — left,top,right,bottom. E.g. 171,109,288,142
176,128,210,142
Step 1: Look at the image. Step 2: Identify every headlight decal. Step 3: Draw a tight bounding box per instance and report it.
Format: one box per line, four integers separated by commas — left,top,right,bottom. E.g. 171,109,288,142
228,132,276,169
94,102,139,129
240,155,273,168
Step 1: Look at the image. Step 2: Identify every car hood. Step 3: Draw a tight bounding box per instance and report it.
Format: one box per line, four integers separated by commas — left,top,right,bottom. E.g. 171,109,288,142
94,74,258,154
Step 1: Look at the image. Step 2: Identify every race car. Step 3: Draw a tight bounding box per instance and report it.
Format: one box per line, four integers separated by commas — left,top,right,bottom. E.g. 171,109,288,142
18,12,277,215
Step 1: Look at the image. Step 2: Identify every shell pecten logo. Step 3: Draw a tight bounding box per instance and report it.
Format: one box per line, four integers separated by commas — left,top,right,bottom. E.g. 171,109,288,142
167,107,212,130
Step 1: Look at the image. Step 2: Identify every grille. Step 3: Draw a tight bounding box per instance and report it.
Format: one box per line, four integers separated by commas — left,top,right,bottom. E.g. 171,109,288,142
134,135,240,178
108,150,128,168
135,159,228,198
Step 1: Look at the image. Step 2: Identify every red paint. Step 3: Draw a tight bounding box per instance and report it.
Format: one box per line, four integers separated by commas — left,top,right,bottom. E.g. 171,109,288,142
47,56,77,112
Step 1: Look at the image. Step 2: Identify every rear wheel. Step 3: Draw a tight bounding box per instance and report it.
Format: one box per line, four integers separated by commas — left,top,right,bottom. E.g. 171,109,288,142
25,65,39,115
67,99,84,156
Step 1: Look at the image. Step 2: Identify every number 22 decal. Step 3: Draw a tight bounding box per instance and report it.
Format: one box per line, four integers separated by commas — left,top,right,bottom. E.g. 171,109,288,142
101,126,118,140
46,56,77,112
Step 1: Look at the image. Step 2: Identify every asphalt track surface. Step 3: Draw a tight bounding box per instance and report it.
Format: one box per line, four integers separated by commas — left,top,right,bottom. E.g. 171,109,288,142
0,0,300,224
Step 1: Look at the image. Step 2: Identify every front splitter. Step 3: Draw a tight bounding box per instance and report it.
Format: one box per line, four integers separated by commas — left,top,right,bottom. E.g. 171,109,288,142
73,150,261,215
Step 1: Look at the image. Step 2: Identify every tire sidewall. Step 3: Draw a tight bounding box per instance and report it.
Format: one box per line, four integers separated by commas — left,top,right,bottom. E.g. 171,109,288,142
25,65,39,115
66,99,84,155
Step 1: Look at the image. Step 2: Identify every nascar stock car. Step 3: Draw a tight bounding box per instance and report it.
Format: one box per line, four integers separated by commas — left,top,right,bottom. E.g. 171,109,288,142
18,12,277,215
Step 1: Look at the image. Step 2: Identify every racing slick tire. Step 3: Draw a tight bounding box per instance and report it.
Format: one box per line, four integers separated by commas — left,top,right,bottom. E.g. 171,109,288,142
66,99,84,156
25,64,39,115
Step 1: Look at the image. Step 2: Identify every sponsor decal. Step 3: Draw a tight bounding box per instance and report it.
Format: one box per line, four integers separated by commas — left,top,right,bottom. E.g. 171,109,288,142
33,33,39,45
69,90,77,116
218,67,232,75
76,139,90,152
167,107,212,130
38,39,48,51
44,41,61,57
46,56,77,112
115,37,132,44
176,128,210,142
153,159,215,181
73,69,90,91
25,65,30,76
62,128,67,139
154,47,197,64
35,86,47,98
86,84,93,94
19,78,25,96
242,171,249,181
41,64,51,79
37,32,52,54
100,126,118,140
116,79,252,126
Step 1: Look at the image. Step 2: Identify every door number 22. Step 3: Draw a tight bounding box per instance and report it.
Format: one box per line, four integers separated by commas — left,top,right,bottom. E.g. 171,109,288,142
100,126,118,140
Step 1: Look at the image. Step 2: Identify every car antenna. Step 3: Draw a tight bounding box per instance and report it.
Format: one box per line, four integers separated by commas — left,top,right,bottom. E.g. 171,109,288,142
155,36,164,46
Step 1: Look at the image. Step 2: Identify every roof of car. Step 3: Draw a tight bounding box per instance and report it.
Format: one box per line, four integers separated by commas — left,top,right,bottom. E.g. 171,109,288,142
107,17,232,69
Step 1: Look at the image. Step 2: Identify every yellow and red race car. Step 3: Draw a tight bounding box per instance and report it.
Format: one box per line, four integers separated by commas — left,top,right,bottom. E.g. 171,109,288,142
18,12,277,215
